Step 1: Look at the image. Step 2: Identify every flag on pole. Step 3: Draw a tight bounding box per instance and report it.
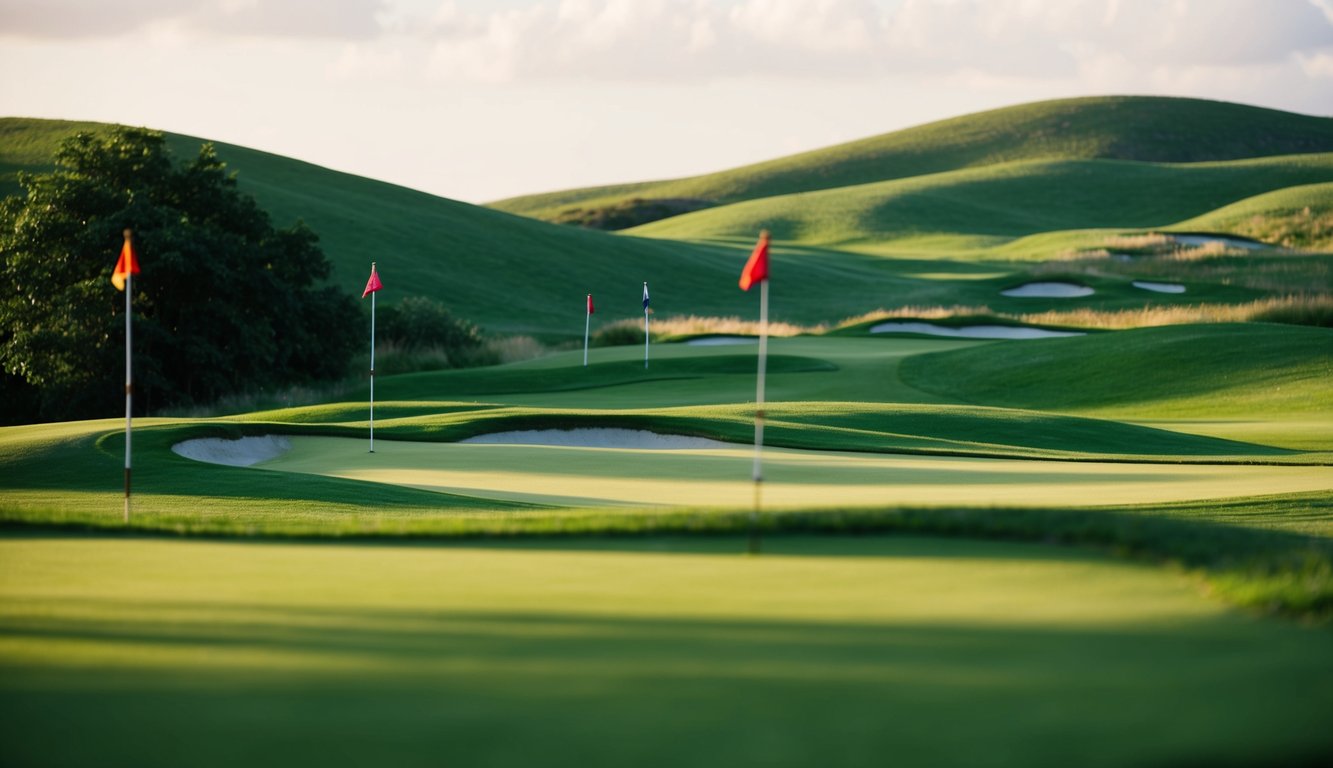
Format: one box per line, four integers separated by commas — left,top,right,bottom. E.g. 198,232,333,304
363,265,383,298
111,235,140,291
739,230,769,291
643,282,651,369
584,293,594,366
742,230,771,554
115,229,139,524
363,263,382,453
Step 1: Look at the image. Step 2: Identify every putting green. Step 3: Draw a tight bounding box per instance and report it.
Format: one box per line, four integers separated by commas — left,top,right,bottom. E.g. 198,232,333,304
259,436,1333,508
3,533,1331,768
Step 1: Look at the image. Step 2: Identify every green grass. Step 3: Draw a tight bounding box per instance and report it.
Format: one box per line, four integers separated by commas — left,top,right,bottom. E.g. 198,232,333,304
627,155,1333,251
3,532,1332,768
898,323,1333,420
492,96,1333,220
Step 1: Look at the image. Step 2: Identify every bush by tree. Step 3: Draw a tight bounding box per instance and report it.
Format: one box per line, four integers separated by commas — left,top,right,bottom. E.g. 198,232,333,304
374,296,491,371
0,127,358,424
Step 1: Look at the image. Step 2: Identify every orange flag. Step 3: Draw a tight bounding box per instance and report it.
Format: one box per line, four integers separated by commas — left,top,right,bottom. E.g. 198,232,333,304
111,231,140,291
739,230,769,291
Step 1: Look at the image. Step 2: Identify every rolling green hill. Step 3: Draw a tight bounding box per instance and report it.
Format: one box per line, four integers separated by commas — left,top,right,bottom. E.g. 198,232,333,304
627,154,1333,251
4,96,1330,344
0,119,882,336
491,96,1333,225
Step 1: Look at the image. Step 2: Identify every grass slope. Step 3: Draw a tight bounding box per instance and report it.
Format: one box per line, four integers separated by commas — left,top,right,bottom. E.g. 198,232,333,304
899,323,1333,421
627,154,1333,250
0,119,1028,336
492,96,1333,221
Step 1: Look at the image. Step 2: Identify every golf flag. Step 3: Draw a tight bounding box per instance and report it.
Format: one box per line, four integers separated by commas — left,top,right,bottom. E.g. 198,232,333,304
642,282,650,309
742,230,772,554
364,263,381,452
583,293,593,366
111,234,140,291
363,265,383,298
739,230,769,291
643,282,651,369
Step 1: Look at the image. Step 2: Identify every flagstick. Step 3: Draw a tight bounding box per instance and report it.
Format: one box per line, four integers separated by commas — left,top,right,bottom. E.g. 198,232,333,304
123,260,133,525
644,309,650,370
584,295,591,367
369,269,376,454
749,278,769,555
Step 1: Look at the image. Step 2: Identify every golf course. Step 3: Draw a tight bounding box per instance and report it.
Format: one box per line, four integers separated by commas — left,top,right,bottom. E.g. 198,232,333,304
3,95,1333,767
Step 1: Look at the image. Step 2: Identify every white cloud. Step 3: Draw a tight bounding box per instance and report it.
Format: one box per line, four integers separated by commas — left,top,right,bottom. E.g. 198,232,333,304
0,0,385,39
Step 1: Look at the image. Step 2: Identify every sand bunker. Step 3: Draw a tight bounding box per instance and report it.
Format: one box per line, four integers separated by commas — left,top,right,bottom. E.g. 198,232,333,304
684,336,756,346
869,322,1083,340
461,429,731,450
1132,281,1186,294
1001,282,1095,298
173,436,292,466
1173,235,1264,250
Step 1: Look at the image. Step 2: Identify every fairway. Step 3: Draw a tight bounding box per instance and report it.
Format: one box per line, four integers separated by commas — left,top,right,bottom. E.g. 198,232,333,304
258,435,1333,508
3,533,1332,768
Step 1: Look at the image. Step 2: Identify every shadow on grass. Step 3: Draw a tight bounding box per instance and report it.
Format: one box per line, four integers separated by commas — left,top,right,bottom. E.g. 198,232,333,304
2,598,1331,768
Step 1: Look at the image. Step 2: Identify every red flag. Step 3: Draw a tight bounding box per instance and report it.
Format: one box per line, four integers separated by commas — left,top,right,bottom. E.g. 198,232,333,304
362,264,383,298
739,230,769,291
587,294,595,314
111,231,140,291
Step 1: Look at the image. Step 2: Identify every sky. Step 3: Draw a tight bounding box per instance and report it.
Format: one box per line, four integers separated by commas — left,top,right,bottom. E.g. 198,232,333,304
2,0,1332,204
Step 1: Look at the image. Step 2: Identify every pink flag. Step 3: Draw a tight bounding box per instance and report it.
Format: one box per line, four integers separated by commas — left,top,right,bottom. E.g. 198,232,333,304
363,264,383,298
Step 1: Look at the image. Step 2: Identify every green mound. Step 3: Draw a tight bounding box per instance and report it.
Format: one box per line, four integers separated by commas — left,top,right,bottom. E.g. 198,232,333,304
1175,181,1333,250
493,96,1333,223
899,323,1333,417
627,155,1333,249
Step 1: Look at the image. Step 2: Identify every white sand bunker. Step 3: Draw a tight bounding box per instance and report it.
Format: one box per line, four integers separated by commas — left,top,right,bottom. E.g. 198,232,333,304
685,336,756,346
1133,280,1186,294
1173,235,1264,250
869,322,1083,339
1001,282,1095,298
173,436,292,466
461,429,731,450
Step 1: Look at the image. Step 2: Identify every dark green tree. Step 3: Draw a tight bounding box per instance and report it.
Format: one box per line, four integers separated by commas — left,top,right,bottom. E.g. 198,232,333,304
0,127,358,423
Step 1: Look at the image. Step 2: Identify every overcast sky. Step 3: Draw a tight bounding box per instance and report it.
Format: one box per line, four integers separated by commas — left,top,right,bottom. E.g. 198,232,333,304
2,0,1331,203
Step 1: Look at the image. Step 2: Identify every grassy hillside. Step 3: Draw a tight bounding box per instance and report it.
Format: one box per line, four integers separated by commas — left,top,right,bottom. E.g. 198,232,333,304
1176,181,1333,250
627,154,1333,251
492,96,1333,224
899,323,1333,419
0,119,899,336
0,117,106,196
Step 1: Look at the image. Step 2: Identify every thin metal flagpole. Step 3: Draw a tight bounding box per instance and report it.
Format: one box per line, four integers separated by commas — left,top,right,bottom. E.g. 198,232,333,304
644,283,650,369
369,279,376,453
123,244,133,525
749,278,769,554
584,295,591,367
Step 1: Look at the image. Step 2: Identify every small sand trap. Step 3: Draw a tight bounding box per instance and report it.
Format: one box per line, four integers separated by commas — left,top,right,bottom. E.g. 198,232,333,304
869,322,1083,340
1173,235,1264,250
1001,282,1095,298
461,429,731,450
684,336,756,346
1133,281,1186,294
173,436,292,466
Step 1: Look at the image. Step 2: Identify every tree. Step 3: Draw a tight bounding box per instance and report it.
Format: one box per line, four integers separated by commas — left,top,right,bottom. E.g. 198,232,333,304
0,127,358,423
